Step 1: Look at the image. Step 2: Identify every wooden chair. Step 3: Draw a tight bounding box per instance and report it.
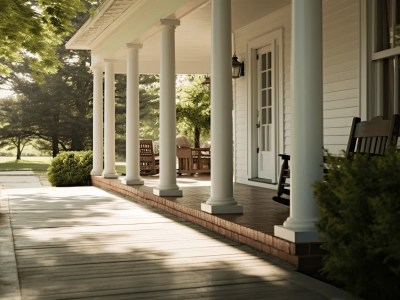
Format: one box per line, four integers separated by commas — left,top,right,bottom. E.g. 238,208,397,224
140,140,159,175
176,147,211,175
176,147,193,175
191,148,211,174
273,114,400,206
345,115,400,157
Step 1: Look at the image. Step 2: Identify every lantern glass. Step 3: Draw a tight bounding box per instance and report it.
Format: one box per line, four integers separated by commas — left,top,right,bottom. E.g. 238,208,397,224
232,55,244,78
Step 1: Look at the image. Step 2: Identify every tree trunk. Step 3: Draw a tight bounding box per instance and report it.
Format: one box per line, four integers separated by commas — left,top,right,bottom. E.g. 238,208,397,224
51,113,60,157
194,126,201,148
52,135,59,157
16,137,22,160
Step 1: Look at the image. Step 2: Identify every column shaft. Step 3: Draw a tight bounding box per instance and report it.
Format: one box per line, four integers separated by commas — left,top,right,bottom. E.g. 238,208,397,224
102,60,118,179
274,0,323,243
153,19,182,197
121,45,144,185
201,0,242,214
91,66,104,176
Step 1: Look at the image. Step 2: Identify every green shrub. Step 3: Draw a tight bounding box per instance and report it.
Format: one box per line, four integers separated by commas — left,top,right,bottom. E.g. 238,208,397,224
47,151,93,187
314,150,400,299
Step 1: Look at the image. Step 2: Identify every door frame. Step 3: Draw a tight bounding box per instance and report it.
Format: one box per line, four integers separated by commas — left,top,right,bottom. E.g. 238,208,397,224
247,28,284,182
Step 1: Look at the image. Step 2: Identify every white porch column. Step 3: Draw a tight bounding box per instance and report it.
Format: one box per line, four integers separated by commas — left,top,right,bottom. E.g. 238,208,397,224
201,0,242,214
102,59,118,179
121,44,144,185
153,19,182,197
90,65,104,176
274,0,323,243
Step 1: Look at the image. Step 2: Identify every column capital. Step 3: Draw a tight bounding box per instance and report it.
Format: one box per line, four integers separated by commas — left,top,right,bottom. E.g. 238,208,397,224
160,19,180,28
126,43,143,49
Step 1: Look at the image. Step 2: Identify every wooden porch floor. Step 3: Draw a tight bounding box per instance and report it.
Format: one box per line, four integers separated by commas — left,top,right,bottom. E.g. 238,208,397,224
122,174,290,234
92,175,323,273
2,184,350,299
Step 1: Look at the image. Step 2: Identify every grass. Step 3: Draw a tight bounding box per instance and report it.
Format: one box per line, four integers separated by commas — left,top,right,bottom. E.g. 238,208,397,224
0,157,52,174
116,164,126,175
0,156,127,176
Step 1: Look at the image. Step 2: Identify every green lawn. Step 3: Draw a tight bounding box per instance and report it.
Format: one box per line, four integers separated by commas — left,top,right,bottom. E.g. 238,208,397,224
116,164,126,175
0,156,127,175
0,157,52,173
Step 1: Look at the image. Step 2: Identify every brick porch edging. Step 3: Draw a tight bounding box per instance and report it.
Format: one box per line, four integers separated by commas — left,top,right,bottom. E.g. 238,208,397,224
92,176,324,273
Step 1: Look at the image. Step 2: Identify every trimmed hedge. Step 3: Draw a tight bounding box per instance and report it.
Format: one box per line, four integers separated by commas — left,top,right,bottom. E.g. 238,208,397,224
314,150,400,299
47,151,93,187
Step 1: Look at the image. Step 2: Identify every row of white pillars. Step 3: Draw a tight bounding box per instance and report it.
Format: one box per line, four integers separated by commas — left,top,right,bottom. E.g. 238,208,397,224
90,0,322,243
90,1,241,209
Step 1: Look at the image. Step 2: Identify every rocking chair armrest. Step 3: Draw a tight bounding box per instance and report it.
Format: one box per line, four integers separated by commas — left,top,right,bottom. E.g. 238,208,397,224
278,153,290,161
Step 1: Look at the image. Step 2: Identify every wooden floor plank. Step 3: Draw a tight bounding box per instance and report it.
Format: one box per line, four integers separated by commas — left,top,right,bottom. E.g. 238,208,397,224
5,186,349,300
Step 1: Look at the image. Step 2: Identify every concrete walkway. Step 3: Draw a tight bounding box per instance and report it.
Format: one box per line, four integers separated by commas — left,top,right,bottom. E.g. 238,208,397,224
0,173,352,299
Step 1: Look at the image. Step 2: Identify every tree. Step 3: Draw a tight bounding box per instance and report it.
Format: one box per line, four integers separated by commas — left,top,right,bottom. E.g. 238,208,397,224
0,0,91,77
176,75,210,148
0,5,97,157
8,47,93,157
0,96,34,159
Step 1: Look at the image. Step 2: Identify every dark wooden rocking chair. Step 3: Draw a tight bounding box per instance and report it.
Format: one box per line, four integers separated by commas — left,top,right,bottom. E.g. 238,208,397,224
140,140,159,175
272,114,400,206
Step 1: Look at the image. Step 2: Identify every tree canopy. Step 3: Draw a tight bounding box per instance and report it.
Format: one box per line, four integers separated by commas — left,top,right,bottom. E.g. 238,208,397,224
0,1,96,157
176,75,210,148
0,0,91,76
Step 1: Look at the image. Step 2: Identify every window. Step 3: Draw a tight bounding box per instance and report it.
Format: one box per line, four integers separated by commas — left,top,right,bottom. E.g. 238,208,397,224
370,0,400,117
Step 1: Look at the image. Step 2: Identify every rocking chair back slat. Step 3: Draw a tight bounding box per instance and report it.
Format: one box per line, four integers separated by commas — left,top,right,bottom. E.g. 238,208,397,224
140,140,159,175
346,115,400,157
273,114,400,206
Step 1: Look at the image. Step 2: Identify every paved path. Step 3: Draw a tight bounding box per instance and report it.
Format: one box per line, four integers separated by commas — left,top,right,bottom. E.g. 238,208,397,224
0,173,352,299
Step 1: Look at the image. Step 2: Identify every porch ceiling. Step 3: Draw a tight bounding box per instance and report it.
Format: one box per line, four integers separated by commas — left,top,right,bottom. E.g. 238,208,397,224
66,0,290,74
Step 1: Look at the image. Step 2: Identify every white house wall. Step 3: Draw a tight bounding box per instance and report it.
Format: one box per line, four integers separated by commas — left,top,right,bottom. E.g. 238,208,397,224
233,0,360,187
322,0,360,154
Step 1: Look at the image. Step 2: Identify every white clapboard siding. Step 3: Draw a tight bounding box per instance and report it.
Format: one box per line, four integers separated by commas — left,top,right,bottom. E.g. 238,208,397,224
322,0,360,154
325,89,360,102
324,98,359,110
324,69,358,84
232,0,360,184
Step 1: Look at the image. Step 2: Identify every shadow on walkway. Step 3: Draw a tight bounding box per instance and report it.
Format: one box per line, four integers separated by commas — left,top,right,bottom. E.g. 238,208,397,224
1,174,351,299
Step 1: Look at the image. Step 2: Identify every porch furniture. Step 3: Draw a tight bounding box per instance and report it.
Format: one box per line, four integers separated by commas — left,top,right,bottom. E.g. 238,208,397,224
140,140,159,175
273,114,400,206
177,147,211,175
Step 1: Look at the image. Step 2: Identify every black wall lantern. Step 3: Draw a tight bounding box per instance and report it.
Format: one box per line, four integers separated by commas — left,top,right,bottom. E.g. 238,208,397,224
232,54,244,78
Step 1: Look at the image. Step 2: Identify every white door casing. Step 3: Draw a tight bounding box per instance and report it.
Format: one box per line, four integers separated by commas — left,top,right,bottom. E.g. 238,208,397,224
246,28,283,184
257,45,276,180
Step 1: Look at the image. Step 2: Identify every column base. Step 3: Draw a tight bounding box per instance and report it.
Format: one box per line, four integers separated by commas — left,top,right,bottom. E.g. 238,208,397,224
201,203,243,214
120,178,144,185
90,169,103,176
274,225,322,243
102,172,118,179
153,188,183,197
